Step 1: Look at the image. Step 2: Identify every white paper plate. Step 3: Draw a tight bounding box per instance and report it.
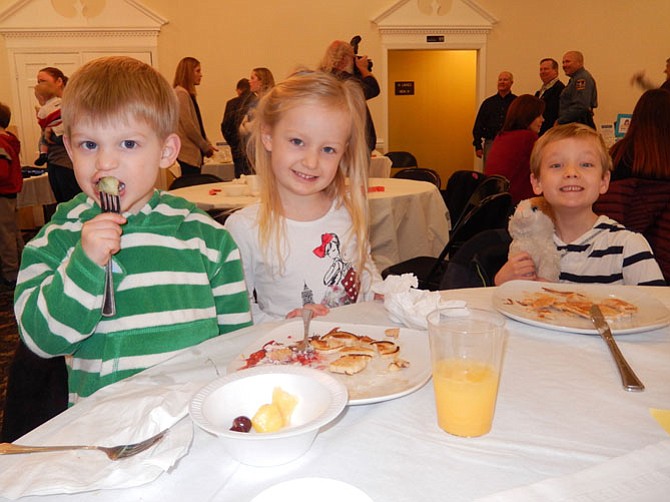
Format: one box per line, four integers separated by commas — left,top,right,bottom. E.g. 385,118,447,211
251,477,373,502
493,281,670,335
228,321,431,405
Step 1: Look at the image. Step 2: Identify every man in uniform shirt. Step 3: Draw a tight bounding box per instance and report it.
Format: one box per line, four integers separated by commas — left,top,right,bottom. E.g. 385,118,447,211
472,71,516,164
535,58,565,136
558,51,598,129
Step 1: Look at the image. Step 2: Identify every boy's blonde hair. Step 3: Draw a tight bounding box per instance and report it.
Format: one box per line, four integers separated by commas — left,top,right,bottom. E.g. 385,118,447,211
248,70,370,275
530,123,612,178
61,56,178,140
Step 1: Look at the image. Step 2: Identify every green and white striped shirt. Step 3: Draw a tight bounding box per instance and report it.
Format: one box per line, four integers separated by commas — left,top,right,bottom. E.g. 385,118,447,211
15,190,252,403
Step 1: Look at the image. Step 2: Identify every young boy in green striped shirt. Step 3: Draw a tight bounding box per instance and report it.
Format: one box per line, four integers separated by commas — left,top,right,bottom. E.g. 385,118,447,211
14,56,252,404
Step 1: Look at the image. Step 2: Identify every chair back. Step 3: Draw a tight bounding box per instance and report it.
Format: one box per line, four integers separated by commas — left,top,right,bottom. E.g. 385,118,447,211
169,173,224,190
440,229,511,289
393,167,441,188
451,174,510,230
443,170,486,224
385,151,418,168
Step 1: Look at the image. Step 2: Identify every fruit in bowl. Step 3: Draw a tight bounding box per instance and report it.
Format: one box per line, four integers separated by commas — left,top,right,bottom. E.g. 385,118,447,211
189,365,348,466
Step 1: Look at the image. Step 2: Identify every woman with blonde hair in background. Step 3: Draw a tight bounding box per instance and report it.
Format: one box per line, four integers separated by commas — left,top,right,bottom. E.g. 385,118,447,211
173,57,216,176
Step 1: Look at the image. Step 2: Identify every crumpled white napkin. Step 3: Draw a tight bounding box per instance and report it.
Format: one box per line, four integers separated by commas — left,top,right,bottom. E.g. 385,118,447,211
374,273,466,329
0,380,200,499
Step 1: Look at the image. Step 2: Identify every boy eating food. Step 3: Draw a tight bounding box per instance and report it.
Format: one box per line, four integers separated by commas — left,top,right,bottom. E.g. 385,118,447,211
15,56,252,404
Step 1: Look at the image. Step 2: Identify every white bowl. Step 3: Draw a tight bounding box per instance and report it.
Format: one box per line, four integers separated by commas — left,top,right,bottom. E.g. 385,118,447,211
189,365,348,466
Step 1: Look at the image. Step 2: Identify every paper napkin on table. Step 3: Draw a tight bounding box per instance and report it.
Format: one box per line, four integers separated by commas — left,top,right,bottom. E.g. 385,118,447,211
0,380,200,499
374,273,466,330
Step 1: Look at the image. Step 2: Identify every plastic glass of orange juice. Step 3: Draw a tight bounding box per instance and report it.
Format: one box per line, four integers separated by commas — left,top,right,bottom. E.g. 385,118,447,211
427,307,506,437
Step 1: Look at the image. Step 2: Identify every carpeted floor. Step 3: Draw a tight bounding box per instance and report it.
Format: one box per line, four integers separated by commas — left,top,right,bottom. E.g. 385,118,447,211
0,283,20,434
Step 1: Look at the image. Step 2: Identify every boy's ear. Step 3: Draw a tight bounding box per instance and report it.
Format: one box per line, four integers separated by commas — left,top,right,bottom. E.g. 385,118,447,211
159,133,181,169
599,169,611,194
530,173,543,195
260,125,273,152
63,135,73,159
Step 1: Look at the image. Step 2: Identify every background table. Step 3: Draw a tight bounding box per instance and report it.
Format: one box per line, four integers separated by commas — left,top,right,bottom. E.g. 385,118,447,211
3,286,668,501
168,177,451,270
17,173,57,227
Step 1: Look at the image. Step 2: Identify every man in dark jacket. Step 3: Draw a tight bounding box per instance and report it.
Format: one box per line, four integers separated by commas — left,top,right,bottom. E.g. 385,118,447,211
558,51,598,128
535,58,565,136
221,78,253,177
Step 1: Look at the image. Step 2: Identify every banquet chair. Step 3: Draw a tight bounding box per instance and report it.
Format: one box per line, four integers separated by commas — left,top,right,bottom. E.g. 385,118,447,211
393,167,442,188
450,174,510,230
442,170,486,225
168,173,224,190
439,229,512,290
385,151,418,168
1,341,68,442
381,192,513,290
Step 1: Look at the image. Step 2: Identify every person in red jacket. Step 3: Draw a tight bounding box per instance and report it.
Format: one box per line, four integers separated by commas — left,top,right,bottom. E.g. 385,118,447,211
0,102,24,288
485,94,545,205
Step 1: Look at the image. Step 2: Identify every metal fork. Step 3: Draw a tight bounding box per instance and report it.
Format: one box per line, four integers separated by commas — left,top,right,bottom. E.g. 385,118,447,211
99,191,121,317
0,429,168,461
294,308,314,354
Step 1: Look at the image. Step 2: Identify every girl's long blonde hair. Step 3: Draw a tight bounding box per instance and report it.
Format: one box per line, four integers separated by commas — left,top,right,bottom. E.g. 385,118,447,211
247,70,371,276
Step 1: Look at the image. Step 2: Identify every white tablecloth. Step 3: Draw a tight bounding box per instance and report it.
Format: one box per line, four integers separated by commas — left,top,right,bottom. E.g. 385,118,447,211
370,155,392,178
17,173,56,208
168,177,450,270
3,286,669,501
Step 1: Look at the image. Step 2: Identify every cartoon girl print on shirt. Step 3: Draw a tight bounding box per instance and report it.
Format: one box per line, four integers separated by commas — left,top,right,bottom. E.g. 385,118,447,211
313,232,360,307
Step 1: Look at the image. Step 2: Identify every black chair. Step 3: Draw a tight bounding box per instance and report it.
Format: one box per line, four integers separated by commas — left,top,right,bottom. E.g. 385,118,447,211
1,341,68,442
168,173,224,190
442,170,486,225
385,151,418,168
381,192,513,290
393,167,441,188
440,229,512,290
450,174,510,231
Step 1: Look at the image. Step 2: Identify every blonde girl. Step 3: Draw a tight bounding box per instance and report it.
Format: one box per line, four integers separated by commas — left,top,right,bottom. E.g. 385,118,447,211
225,70,381,322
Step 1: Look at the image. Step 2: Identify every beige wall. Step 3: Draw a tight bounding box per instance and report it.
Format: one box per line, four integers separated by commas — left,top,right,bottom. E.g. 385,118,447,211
0,0,668,158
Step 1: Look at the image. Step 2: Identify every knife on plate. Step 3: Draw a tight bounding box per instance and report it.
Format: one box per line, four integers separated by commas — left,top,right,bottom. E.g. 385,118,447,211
589,305,645,392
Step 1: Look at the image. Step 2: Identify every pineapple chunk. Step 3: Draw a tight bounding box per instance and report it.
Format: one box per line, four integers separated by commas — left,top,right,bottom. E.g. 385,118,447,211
250,387,299,433
252,403,285,433
273,387,298,423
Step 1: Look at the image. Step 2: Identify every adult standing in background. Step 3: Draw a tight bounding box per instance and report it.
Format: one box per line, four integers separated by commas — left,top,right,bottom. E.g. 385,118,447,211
472,71,516,165
534,58,565,136
37,67,81,203
557,51,598,128
485,94,545,205
238,67,275,166
173,57,216,177
630,57,670,92
221,78,252,177
319,40,380,152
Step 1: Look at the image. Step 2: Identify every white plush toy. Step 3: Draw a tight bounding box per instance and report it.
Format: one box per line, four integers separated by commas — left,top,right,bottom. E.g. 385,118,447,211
508,197,561,281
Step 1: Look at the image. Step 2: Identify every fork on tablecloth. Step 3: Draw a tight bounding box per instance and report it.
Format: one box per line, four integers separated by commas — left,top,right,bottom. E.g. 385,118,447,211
99,190,121,317
0,429,168,460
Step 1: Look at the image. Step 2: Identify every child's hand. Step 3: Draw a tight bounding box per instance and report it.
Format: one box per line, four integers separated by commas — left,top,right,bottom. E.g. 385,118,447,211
494,252,537,286
81,213,127,267
286,303,329,320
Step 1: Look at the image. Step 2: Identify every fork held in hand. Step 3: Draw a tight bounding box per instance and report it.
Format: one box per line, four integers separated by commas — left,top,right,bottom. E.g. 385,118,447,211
0,429,168,461
99,191,121,317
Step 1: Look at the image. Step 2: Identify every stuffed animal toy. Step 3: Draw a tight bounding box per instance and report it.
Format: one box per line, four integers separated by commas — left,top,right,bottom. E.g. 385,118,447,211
508,196,561,281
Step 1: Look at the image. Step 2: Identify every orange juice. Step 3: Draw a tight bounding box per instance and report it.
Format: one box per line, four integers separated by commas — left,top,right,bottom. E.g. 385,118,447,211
432,358,500,437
